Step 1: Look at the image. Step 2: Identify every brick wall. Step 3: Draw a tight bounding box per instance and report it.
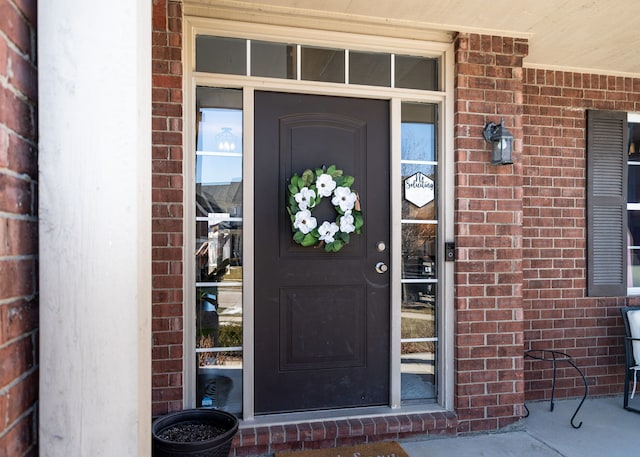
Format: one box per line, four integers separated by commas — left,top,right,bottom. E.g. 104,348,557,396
522,69,640,400
453,33,528,433
0,0,38,455
152,0,185,416
147,4,640,449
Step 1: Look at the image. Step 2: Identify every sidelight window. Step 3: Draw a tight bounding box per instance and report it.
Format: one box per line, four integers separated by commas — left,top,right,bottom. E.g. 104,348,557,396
400,102,438,402
194,87,244,413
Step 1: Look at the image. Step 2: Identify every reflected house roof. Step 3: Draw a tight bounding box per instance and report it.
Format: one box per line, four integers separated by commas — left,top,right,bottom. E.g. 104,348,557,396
196,181,243,218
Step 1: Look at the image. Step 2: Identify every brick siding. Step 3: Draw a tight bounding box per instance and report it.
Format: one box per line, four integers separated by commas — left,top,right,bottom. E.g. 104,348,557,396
152,0,185,417
0,1,38,456
454,33,528,433
522,69,640,400
231,413,456,457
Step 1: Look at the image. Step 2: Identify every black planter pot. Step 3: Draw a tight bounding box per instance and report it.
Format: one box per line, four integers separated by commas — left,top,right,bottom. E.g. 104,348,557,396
152,409,239,457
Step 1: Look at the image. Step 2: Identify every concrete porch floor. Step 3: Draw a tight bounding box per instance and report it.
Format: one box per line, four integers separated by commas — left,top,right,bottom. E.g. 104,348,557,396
400,396,640,457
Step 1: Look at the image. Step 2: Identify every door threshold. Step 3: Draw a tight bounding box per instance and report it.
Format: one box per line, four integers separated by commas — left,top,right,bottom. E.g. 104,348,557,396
239,402,444,428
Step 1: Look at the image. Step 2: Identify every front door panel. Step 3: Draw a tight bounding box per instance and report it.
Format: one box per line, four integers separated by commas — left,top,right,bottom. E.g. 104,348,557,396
254,91,390,414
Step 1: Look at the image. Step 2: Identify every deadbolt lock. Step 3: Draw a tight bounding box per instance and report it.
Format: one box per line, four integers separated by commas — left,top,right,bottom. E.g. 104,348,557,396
375,262,388,274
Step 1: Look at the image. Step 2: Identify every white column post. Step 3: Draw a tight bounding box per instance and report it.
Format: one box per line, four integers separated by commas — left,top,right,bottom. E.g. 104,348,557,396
38,2,152,456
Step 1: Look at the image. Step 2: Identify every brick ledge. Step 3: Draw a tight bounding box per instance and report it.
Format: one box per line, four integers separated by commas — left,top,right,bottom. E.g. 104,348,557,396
231,411,458,456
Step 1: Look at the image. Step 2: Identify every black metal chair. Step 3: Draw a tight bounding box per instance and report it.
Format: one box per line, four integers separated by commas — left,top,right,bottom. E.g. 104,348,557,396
620,306,640,413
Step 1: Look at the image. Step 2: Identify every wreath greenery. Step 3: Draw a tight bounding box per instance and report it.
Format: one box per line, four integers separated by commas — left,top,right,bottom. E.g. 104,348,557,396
286,165,364,252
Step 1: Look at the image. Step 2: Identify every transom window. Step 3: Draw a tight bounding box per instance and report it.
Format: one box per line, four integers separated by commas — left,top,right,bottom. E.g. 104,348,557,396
195,36,440,91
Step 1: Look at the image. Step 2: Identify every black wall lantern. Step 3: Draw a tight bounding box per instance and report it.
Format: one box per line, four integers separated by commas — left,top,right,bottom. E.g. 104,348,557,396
483,118,513,165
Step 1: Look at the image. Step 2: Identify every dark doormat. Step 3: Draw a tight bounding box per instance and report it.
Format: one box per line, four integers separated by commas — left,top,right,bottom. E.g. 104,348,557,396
274,441,410,457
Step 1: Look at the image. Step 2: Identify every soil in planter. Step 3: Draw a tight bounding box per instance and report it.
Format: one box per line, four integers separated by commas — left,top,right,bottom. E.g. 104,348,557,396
157,423,227,442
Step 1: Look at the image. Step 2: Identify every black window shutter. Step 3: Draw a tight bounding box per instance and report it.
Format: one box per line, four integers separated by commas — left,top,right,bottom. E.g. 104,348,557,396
587,110,628,296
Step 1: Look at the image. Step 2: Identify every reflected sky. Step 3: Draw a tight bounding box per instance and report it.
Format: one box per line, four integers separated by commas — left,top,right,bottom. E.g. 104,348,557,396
402,123,435,162
197,108,243,184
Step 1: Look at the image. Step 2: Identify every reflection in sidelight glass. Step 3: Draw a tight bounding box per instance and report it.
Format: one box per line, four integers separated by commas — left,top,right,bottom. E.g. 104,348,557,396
402,103,436,161
401,227,436,280
195,87,243,415
401,343,436,401
402,283,437,317
401,282,437,402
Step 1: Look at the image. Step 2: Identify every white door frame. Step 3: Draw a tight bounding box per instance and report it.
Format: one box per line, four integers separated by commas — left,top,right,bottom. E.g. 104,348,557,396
183,16,455,423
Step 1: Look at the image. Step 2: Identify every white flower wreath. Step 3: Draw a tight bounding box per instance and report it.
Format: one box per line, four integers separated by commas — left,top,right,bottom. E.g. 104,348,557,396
286,165,363,252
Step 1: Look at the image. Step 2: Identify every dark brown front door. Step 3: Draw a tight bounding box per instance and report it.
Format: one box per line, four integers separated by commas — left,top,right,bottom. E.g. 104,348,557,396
254,91,390,414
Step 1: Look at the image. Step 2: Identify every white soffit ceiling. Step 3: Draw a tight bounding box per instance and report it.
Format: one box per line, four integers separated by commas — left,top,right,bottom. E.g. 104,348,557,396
237,0,640,76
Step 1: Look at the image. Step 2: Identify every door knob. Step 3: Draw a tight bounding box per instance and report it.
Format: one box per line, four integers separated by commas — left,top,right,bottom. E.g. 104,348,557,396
375,262,388,274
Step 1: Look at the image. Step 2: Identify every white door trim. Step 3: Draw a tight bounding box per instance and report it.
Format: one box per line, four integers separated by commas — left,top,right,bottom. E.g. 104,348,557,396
183,16,455,423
